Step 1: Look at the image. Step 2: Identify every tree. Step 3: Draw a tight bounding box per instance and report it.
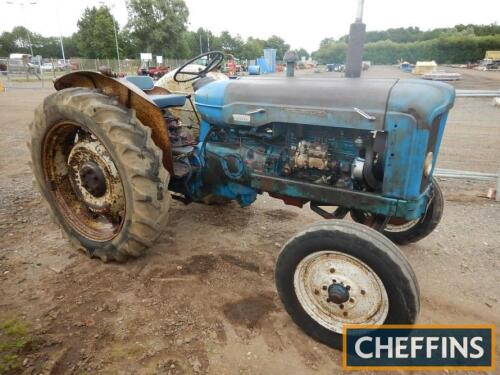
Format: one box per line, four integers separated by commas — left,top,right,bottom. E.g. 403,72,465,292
0,26,32,56
295,48,309,60
240,37,265,60
265,35,290,61
75,6,121,59
218,31,244,56
184,28,222,57
126,0,189,58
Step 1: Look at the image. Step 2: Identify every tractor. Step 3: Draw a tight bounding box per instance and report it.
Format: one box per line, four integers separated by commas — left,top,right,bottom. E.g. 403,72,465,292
30,51,455,349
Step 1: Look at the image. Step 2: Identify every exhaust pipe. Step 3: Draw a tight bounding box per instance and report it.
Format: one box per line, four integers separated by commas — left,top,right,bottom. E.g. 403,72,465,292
345,0,366,78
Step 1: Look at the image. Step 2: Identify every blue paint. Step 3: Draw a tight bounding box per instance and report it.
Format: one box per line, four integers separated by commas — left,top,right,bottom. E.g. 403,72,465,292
124,75,154,90
177,78,455,221
248,65,261,75
194,79,229,125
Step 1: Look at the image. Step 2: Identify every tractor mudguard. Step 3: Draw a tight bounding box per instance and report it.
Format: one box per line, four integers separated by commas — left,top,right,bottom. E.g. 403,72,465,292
54,71,173,173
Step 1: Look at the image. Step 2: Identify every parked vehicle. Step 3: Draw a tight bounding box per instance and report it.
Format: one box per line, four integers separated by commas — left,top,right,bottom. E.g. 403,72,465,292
7,53,37,74
40,62,54,72
30,51,454,350
326,63,345,72
137,63,170,79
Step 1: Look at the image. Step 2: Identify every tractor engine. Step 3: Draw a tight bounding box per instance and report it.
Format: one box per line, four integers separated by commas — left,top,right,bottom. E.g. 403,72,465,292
200,123,384,204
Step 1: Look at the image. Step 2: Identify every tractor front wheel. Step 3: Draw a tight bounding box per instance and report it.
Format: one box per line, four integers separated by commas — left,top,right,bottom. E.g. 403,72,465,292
30,87,171,262
350,178,444,245
275,221,419,349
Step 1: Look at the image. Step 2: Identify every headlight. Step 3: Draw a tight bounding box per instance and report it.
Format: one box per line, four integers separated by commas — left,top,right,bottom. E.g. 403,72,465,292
423,152,433,177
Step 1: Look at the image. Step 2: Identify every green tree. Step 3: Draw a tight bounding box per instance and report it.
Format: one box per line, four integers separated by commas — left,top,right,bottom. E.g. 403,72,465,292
0,26,33,55
185,28,222,57
295,48,309,60
218,31,244,56
74,6,121,59
126,0,189,58
0,26,80,58
240,37,265,60
265,35,290,60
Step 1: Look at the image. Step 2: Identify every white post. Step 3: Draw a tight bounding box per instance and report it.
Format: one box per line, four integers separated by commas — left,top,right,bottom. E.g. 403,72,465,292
55,1,66,66
112,18,121,72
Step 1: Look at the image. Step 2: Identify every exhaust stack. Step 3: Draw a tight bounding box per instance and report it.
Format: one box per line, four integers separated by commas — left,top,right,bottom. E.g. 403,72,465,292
345,0,366,78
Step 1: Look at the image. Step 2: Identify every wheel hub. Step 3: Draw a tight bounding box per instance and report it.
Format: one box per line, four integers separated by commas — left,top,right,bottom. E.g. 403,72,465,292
328,282,350,304
79,161,106,197
67,137,124,217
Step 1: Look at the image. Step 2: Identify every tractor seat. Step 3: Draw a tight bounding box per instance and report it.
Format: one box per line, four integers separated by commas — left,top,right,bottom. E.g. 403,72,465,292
125,75,155,90
149,94,187,108
125,75,187,108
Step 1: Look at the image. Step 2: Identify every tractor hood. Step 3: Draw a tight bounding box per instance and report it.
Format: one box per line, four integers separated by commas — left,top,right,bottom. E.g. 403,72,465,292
194,77,455,131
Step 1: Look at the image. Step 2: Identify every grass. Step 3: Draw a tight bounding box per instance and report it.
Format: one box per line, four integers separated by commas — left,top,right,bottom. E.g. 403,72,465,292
0,319,31,374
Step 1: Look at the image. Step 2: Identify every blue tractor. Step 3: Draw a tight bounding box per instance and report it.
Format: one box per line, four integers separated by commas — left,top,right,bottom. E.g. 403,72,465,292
30,51,454,349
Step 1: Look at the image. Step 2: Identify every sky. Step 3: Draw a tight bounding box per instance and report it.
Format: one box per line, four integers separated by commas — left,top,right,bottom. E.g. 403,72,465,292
1,0,499,52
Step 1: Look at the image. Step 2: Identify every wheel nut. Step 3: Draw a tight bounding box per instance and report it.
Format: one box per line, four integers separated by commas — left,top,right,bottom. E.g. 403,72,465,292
361,289,366,295
330,267,335,273
339,304,344,309
349,298,354,303
314,289,319,295
326,298,331,303
346,285,351,290
322,285,327,290
343,311,348,317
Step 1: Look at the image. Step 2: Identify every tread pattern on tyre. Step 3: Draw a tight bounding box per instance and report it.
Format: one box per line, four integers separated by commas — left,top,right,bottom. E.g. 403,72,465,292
349,179,444,245
30,87,171,262
383,179,443,245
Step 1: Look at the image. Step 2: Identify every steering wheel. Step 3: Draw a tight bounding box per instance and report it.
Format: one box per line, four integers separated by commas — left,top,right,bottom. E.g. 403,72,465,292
174,51,224,83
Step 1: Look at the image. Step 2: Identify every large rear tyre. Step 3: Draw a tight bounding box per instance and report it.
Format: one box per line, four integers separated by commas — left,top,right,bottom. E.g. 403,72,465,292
30,87,171,262
275,221,419,350
351,178,444,245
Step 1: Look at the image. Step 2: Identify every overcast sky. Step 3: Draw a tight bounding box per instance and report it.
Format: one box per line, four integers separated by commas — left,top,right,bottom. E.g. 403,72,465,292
1,0,499,52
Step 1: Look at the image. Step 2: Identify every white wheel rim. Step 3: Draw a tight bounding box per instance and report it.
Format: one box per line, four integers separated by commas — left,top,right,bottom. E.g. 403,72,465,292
293,251,389,333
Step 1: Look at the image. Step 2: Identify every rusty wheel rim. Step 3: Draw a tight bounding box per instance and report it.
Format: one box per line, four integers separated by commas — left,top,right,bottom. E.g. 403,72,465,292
293,251,389,333
385,218,421,232
42,121,125,242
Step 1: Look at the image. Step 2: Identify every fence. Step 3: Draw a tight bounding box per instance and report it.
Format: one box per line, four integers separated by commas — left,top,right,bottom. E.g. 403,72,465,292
0,57,188,89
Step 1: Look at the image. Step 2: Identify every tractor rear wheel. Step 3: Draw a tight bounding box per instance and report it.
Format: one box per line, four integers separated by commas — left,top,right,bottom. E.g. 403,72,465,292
29,87,171,262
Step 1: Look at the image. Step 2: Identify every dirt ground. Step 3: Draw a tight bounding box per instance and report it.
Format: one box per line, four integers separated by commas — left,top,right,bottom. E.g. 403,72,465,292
0,67,499,374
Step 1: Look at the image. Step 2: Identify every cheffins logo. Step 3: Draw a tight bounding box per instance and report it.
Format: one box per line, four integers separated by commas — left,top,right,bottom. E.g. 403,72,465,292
343,325,495,371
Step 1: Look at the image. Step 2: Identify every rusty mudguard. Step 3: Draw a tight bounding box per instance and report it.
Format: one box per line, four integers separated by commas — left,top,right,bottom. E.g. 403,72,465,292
54,71,173,173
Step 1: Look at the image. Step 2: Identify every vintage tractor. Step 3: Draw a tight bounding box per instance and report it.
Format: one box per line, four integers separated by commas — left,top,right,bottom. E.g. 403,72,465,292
30,51,455,349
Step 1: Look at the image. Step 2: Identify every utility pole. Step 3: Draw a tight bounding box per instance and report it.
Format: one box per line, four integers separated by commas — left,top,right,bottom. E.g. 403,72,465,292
207,34,210,52
111,13,121,72
99,1,121,72
345,0,366,78
199,34,203,54
55,0,66,63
